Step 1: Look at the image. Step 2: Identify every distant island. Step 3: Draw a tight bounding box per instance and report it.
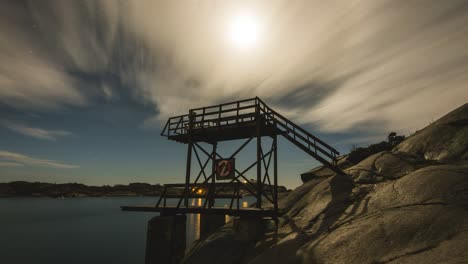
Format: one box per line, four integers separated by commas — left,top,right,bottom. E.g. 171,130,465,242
0,181,289,198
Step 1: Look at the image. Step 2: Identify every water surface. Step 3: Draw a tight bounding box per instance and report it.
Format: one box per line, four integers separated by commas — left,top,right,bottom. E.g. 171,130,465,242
0,197,251,264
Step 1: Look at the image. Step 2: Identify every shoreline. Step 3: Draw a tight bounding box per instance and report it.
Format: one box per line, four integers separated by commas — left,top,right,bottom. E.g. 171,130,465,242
0,181,288,198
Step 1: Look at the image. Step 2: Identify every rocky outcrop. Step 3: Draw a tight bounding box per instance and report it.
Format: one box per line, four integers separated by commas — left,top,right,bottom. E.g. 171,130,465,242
183,103,468,264
295,164,468,264
185,163,468,264
300,155,353,183
182,223,255,264
394,102,468,162
346,151,426,183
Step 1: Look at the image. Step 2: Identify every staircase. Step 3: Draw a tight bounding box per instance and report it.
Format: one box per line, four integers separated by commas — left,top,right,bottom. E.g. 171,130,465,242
257,98,345,175
161,97,345,176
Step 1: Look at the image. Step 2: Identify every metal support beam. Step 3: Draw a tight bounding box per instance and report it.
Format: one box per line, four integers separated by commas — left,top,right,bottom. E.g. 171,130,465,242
256,104,262,209
192,150,211,185
193,146,208,181
273,134,278,214
184,143,192,208
210,143,217,208
184,111,195,208
229,137,254,158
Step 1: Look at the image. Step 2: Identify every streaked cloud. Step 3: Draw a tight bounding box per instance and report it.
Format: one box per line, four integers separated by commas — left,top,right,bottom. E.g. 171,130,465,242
0,19,86,111
0,150,79,169
1,120,73,140
0,161,24,167
1,0,467,139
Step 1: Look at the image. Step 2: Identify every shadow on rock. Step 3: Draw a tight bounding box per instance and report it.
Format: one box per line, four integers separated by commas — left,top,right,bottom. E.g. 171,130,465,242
308,173,354,237
250,173,355,264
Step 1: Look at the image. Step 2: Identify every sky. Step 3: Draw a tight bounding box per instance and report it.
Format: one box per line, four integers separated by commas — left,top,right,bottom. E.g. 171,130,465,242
1,0,468,188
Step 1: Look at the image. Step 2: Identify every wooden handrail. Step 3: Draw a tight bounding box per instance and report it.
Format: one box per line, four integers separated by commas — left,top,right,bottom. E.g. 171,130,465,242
258,104,340,155
190,104,256,118
190,98,257,112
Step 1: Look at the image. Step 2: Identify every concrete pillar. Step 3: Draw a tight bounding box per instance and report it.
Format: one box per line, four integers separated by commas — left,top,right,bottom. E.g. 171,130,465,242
200,214,225,238
233,216,264,242
145,215,186,264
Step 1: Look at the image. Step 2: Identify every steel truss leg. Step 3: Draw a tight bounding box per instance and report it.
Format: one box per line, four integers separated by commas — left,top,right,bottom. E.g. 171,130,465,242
184,142,193,208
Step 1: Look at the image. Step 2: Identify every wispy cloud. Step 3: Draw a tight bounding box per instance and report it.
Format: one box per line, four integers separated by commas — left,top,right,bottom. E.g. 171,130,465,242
0,161,24,167
1,0,467,140
0,2,86,111
0,150,79,169
1,121,73,141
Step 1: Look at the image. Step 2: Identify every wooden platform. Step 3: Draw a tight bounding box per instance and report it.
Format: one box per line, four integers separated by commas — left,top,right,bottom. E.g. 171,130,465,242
121,205,277,217
167,117,281,143
160,97,343,176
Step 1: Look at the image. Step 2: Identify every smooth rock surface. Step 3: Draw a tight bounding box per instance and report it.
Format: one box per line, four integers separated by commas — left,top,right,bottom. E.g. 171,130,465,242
346,151,420,183
394,102,468,162
183,103,468,264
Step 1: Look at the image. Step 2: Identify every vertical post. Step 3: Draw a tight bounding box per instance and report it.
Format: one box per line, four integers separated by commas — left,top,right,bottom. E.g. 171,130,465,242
184,111,194,208
145,215,186,264
210,142,217,208
236,101,240,123
256,101,262,209
185,144,193,208
273,134,278,214
236,182,240,210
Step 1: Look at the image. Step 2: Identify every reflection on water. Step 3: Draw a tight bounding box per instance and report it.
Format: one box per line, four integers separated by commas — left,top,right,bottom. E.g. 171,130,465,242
187,198,202,242
186,198,253,246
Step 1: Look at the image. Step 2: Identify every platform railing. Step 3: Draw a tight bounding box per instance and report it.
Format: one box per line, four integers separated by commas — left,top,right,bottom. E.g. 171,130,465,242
161,98,259,137
155,182,245,211
161,97,341,169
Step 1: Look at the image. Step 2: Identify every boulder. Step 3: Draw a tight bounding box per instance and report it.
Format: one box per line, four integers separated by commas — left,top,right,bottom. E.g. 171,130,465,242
300,166,335,183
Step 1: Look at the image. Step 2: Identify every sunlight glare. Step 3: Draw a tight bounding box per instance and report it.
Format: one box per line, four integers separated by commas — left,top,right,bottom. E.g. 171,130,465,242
228,13,260,49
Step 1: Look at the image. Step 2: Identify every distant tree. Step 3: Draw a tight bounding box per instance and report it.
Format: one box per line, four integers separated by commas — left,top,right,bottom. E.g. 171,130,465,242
387,132,397,143
388,132,405,146
347,132,405,164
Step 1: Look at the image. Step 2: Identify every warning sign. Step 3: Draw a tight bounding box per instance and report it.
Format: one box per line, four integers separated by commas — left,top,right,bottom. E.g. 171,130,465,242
215,158,235,180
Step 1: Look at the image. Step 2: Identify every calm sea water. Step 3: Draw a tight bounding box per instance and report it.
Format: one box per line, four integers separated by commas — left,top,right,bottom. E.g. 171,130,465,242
0,197,251,264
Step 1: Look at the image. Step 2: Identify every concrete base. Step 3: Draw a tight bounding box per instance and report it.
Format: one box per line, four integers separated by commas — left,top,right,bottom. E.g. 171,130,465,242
200,214,225,239
145,215,186,264
233,216,265,242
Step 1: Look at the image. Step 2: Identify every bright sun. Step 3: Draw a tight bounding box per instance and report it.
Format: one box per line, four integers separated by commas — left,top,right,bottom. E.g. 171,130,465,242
228,13,260,49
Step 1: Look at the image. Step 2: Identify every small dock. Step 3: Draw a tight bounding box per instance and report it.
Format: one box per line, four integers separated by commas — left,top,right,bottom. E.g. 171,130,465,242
121,205,277,217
